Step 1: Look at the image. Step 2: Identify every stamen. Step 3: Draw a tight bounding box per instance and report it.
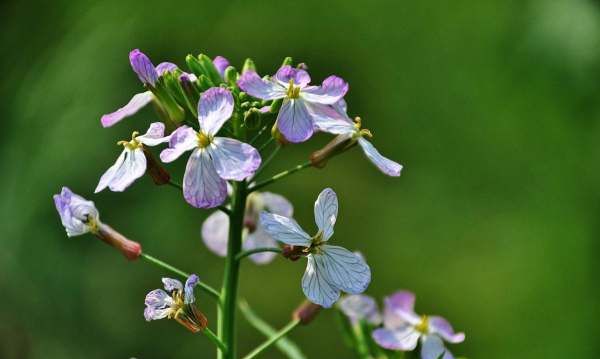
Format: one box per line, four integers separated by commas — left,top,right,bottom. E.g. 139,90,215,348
415,315,429,333
197,132,212,148
286,79,301,99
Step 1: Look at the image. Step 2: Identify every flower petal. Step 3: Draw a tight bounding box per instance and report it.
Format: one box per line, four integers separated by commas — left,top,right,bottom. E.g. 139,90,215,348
212,56,230,77
338,294,382,325
314,188,338,241
95,148,146,193
160,126,197,163
155,62,178,76
260,192,293,217
53,187,98,237
275,65,311,87
277,99,314,143
310,102,354,135
237,71,286,100
301,75,348,104
259,211,311,246
184,274,199,304
144,289,174,321
162,278,183,292
302,253,341,308
243,226,278,265
198,87,234,135
129,49,158,86
183,149,228,208
358,138,402,177
372,325,420,350
201,211,230,257
421,335,454,359
100,91,153,128
384,291,421,327
429,316,465,344
320,245,371,294
136,122,170,147
210,137,261,181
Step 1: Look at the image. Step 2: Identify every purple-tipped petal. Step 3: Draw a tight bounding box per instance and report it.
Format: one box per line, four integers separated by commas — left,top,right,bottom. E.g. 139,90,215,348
277,99,314,143
275,65,311,87
384,290,421,327
429,316,465,344
129,49,158,86
201,211,230,257
358,138,402,177
162,278,183,292
95,148,147,193
101,91,153,128
313,188,338,241
198,87,234,136
310,102,354,135
183,149,228,208
237,71,286,100
184,274,199,304
144,289,174,321
243,226,278,265
338,294,382,325
372,325,421,350
212,56,230,77
53,187,99,237
421,335,454,359
260,192,293,217
259,212,311,246
160,126,197,163
136,122,170,146
155,62,178,76
302,75,348,105
210,137,261,181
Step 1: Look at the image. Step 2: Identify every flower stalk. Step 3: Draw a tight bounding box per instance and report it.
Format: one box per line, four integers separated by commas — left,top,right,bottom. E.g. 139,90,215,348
241,319,301,359
249,161,313,193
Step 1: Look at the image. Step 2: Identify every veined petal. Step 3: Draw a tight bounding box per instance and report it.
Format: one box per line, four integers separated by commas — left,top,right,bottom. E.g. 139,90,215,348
136,122,170,146
301,75,348,104
260,192,293,217
320,245,371,294
429,316,465,344
384,291,421,327
129,49,158,86
314,188,338,241
302,253,341,308
243,226,278,265
183,149,228,208
160,126,197,163
162,278,183,292
213,56,230,77
155,62,178,76
275,65,311,87
198,87,234,135
184,274,199,304
358,138,402,177
259,212,311,246
277,99,314,143
100,91,153,128
421,335,454,359
144,289,175,321
53,187,98,237
95,148,146,193
338,294,382,325
201,211,230,257
310,102,354,135
210,137,261,181
372,325,420,351
237,71,286,100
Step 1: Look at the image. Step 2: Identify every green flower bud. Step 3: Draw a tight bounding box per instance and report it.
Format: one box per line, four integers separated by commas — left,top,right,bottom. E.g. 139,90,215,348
224,65,239,86
198,54,223,85
242,58,256,74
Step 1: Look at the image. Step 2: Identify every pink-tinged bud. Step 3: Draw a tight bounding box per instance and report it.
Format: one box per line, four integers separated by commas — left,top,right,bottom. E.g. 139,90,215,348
310,134,356,168
143,148,171,185
95,223,142,261
293,300,322,325
281,245,306,261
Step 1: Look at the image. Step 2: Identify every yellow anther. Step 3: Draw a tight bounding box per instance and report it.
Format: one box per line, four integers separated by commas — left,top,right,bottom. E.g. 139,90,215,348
197,132,212,148
117,131,142,149
286,79,301,99
415,315,429,333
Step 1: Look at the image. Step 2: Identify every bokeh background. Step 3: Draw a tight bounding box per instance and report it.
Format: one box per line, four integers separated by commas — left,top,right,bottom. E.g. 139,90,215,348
2,0,600,358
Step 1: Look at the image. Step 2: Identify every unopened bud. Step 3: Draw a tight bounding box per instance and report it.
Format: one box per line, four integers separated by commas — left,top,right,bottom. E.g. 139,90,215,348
185,54,204,78
310,134,355,168
96,223,142,261
224,66,239,86
242,58,256,74
197,74,214,91
143,148,171,185
244,108,261,130
293,300,322,325
271,124,290,146
297,63,308,70
198,54,224,85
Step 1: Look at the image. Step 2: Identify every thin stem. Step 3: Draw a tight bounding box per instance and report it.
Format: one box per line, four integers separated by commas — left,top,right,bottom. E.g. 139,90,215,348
258,136,275,152
241,319,301,359
167,180,182,190
217,205,232,216
249,161,312,193
251,145,281,181
235,247,282,262
249,124,269,145
203,327,228,354
140,252,221,303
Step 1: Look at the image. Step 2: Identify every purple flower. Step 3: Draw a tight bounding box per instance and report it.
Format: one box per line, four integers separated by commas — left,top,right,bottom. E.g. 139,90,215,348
95,122,171,193
314,99,402,177
160,87,261,208
237,65,348,143
53,187,99,237
260,188,371,308
212,56,230,78
372,291,465,359
144,275,207,333
202,191,293,264
338,294,382,325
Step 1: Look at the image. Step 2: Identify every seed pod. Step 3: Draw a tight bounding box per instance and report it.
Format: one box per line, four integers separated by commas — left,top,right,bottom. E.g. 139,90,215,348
143,148,171,185
293,300,322,325
95,223,142,261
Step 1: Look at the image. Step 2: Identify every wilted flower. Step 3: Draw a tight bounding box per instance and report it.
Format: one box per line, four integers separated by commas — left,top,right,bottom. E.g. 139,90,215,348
160,87,261,208
144,275,208,333
202,190,293,264
260,188,371,308
338,294,382,325
372,291,465,359
237,65,348,143
95,122,170,193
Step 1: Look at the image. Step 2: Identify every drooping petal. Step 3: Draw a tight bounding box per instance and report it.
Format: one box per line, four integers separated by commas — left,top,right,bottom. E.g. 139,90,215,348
243,226,278,265
302,254,341,308
277,99,314,143
384,291,421,327
162,278,183,292
320,245,371,294
53,187,99,237
301,75,348,104
184,274,199,304
275,65,311,87
129,49,158,86
310,102,354,135
95,148,147,193
144,289,175,321
212,56,230,77
183,149,228,208
260,192,293,217
201,211,230,257
197,87,234,135
210,137,261,181
372,325,420,350
136,122,170,146
237,71,286,100
155,62,178,76
160,126,197,163
314,188,338,241
358,138,402,177
338,294,382,325
429,316,465,344
100,91,154,128
259,212,311,246
421,335,454,359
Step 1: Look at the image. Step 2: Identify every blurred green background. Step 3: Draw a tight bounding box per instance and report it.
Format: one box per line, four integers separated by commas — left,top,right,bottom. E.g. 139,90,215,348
2,0,600,358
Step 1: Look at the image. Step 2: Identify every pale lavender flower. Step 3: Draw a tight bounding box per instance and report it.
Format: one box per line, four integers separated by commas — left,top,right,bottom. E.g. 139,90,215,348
95,122,170,193
237,65,348,143
314,99,402,176
212,56,230,78
338,294,382,325
202,191,293,264
160,87,261,208
260,188,371,308
53,187,99,237
144,275,208,332
372,291,465,359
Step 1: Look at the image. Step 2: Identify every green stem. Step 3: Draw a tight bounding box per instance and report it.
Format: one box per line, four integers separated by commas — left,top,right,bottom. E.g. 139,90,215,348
140,252,221,303
249,124,269,145
249,161,312,193
251,145,281,181
235,247,282,262
258,136,275,152
241,319,301,359
203,327,228,354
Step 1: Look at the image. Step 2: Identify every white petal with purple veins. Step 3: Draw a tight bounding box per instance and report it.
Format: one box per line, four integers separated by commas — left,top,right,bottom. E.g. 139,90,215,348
259,212,311,246
260,192,293,217
429,316,465,343
314,188,338,241
95,148,147,193
144,289,175,321
277,99,314,143
53,187,99,237
338,294,382,325
358,138,402,177
243,226,278,265
237,71,286,100
100,91,153,128
184,274,199,304
129,49,158,86
275,66,311,87
210,137,261,181
302,253,341,308
155,62,178,75
421,335,454,359
321,245,371,294
301,75,348,104
160,126,198,163
202,211,230,257
183,149,228,208
198,88,234,135
136,122,170,147
310,102,354,135
162,278,183,292
372,325,421,350
384,291,421,327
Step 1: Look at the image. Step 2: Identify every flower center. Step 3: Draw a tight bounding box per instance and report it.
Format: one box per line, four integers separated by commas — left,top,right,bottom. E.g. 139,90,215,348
117,131,142,150
308,230,325,254
286,79,301,99
168,290,186,319
415,315,429,334
352,117,373,140
197,132,212,148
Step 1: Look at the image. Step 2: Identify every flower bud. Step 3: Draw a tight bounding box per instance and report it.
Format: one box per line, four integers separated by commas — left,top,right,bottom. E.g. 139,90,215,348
180,73,201,101
143,148,171,185
198,54,224,85
271,124,290,146
224,66,239,87
293,300,322,325
310,134,356,168
95,223,142,261
244,108,262,130
129,49,158,86
242,58,256,74
185,54,204,79
197,74,214,91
